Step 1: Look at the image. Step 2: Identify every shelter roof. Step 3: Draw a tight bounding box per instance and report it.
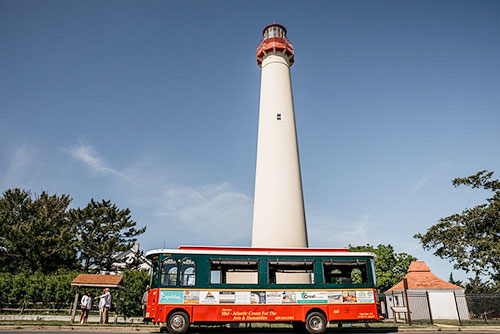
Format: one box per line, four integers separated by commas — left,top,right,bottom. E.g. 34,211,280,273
71,274,124,289
386,261,462,292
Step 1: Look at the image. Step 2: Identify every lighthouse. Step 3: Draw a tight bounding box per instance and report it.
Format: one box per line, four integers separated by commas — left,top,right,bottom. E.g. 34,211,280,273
251,24,308,248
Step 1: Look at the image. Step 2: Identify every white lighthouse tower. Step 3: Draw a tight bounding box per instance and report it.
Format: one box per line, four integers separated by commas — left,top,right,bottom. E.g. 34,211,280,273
251,24,308,248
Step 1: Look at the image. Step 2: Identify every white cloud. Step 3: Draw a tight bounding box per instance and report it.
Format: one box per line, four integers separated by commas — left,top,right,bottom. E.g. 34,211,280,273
1,145,36,188
67,140,131,181
411,175,431,192
307,213,375,248
411,162,450,193
154,182,253,245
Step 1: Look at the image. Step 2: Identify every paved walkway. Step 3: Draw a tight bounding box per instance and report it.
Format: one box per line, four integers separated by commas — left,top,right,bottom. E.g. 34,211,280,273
0,315,143,323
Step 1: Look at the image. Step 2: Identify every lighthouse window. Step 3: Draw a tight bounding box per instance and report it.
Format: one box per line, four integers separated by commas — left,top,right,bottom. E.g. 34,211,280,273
277,113,282,120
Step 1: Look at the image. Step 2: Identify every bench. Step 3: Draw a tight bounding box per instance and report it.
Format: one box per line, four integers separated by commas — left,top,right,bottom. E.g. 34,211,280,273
391,306,411,324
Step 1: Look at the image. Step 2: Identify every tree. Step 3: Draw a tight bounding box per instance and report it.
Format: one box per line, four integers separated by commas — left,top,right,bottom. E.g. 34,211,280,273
119,270,149,318
0,270,148,314
0,189,77,273
349,244,417,292
70,199,146,271
414,170,500,289
448,272,464,289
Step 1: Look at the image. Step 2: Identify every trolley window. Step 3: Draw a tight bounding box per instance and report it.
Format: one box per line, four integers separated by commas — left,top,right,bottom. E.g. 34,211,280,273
323,259,368,284
180,257,196,286
268,259,315,284
150,260,159,288
210,259,259,284
160,257,178,286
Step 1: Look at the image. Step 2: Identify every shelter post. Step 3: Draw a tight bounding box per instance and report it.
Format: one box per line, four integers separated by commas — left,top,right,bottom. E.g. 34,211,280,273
403,278,412,326
425,291,433,324
392,291,396,324
71,286,79,323
453,290,461,325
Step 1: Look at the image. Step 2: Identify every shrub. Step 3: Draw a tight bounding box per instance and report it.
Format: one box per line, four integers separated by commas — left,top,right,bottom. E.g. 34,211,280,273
0,270,148,316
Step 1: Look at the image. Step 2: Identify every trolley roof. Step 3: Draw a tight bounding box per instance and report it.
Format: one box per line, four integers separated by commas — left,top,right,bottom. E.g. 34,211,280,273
146,245,376,259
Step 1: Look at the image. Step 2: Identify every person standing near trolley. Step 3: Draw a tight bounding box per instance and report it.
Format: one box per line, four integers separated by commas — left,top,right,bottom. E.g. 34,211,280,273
94,288,111,324
79,291,92,324
141,285,149,319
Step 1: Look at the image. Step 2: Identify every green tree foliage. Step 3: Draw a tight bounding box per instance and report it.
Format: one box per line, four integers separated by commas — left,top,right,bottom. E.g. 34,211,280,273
349,244,417,292
0,188,149,316
69,199,146,271
414,170,500,289
1,188,146,274
119,270,149,318
0,270,77,308
0,189,77,273
0,270,148,317
448,272,464,288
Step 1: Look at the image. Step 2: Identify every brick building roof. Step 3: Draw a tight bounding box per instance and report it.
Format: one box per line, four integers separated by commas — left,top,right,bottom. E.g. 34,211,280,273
386,261,463,292
71,274,124,289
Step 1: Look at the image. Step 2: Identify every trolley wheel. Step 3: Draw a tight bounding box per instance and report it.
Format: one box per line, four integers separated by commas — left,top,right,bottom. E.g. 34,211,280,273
166,311,190,334
305,312,326,334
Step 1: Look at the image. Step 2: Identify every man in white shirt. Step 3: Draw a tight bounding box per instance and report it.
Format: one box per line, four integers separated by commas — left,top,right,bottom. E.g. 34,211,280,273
95,288,111,324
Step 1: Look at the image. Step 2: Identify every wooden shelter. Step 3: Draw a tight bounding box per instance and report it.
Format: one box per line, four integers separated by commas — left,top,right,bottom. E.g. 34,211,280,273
70,274,125,324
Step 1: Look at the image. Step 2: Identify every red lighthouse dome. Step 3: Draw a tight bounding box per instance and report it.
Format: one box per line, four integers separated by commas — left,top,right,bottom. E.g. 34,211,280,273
256,23,294,67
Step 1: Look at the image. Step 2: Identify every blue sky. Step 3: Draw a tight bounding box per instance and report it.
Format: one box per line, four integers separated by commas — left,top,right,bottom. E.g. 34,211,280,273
1,0,499,282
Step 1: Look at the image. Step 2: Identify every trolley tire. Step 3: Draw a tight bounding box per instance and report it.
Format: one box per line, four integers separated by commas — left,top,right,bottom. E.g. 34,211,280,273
305,312,327,334
166,311,190,334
